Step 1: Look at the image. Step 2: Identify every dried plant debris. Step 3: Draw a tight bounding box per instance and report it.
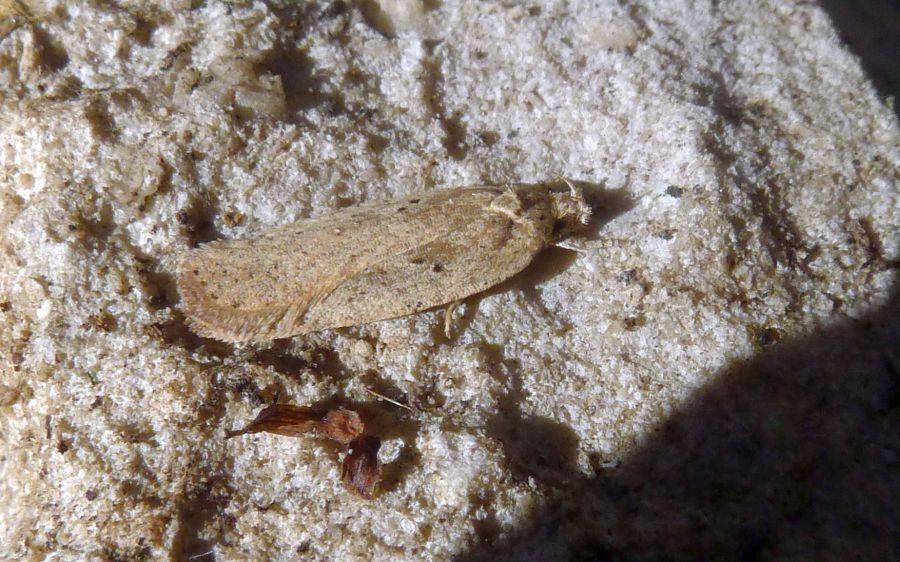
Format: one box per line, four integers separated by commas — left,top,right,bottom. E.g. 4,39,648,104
228,403,383,498
226,403,363,443
177,182,591,342
318,407,367,444
341,435,383,499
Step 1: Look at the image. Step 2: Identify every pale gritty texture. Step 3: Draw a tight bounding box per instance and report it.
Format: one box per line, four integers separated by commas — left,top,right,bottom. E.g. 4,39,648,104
1,1,899,561
178,185,587,342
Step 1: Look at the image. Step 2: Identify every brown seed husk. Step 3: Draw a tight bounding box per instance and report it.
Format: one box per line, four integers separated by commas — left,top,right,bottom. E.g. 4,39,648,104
341,435,382,499
319,407,365,444
226,404,365,443
226,404,321,439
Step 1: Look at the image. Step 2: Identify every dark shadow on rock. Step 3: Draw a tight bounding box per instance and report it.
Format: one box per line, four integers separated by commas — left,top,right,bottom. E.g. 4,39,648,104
254,2,349,121
819,0,900,116
153,310,234,359
176,192,221,248
175,471,238,561
478,342,580,492
259,39,332,116
487,413,581,489
422,45,468,160
577,180,638,241
251,341,343,381
455,270,900,561
31,26,69,73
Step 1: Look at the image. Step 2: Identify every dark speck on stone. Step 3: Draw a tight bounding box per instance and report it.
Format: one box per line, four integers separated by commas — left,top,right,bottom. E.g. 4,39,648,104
657,229,676,240
665,185,685,198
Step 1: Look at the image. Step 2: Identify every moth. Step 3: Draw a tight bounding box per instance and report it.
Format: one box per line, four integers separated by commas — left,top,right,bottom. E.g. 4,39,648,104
177,182,591,343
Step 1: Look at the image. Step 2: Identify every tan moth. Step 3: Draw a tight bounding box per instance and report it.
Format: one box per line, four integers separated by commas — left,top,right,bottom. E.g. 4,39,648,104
177,182,591,343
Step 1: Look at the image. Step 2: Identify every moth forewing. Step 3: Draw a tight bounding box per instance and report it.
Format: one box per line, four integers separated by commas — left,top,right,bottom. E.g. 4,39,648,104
177,184,589,342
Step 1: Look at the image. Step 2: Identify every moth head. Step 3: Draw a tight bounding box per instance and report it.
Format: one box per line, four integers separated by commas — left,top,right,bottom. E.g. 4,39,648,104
550,180,592,238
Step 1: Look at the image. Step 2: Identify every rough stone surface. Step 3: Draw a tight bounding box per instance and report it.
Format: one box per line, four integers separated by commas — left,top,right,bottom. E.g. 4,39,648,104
0,1,897,561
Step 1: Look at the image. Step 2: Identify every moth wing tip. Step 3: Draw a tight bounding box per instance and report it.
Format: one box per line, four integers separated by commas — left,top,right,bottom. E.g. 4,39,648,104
178,290,297,345
174,263,243,343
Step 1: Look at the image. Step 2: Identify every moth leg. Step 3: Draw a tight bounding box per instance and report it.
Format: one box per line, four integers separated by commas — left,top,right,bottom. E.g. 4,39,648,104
443,300,462,338
487,190,524,222
554,238,601,252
